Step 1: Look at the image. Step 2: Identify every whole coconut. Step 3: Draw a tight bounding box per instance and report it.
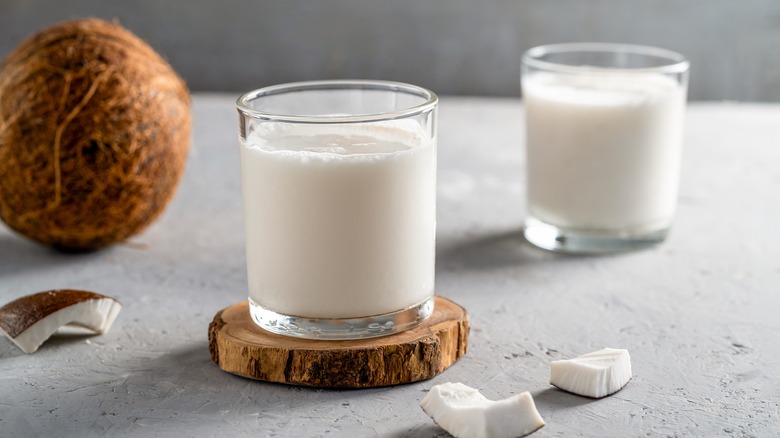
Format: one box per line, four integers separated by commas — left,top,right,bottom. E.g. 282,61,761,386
0,18,190,251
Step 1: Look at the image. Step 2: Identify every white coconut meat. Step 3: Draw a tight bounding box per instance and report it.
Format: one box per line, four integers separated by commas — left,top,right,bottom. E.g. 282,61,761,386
0,290,122,354
420,382,545,438
550,347,632,398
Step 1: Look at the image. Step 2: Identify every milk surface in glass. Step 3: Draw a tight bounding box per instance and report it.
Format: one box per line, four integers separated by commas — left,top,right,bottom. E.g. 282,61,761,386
240,120,436,319
524,72,686,232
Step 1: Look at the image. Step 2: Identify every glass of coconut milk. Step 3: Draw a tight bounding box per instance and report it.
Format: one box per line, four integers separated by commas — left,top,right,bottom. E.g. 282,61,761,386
237,80,438,339
522,43,689,253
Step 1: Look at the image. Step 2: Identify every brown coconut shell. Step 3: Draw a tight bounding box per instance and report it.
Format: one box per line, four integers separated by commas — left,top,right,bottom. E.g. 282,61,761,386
0,18,191,251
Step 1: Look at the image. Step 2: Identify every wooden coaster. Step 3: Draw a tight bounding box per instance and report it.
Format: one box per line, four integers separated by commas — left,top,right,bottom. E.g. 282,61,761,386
208,296,469,388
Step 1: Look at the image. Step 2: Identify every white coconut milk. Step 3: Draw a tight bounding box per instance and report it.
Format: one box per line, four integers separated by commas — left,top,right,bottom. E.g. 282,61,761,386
240,121,436,318
523,72,686,231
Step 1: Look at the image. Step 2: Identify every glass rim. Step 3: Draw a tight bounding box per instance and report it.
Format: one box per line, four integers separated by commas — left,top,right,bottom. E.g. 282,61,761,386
522,42,690,75
236,79,438,124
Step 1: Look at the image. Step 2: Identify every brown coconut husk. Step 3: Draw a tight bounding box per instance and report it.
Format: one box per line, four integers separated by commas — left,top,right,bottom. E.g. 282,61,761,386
0,18,191,251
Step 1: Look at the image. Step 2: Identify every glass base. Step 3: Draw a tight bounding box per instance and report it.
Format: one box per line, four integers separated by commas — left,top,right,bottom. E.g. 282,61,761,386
523,217,668,254
248,297,435,340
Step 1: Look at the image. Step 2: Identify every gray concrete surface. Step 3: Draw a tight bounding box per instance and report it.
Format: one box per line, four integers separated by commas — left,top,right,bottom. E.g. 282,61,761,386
1,95,779,436
1,1,779,101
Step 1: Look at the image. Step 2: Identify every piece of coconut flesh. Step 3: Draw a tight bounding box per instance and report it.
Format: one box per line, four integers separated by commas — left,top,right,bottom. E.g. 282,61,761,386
550,347,632,398
0,290,122,354
420,382,545,438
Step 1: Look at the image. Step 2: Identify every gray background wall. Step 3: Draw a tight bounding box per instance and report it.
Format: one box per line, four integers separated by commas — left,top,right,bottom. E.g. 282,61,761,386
1,0,778,101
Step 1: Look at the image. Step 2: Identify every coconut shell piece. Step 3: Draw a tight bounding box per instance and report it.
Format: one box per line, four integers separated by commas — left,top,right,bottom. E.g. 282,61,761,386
0,18,191,250
550,347,633,398
0,289,122,353
420,382,545,438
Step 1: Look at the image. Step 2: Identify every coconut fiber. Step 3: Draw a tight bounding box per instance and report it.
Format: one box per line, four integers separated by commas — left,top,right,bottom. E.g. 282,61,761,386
0,18,191,250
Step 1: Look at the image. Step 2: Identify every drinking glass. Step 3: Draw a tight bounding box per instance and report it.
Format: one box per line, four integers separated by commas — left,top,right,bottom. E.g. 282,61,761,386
522,43,689,253
237,80,438,339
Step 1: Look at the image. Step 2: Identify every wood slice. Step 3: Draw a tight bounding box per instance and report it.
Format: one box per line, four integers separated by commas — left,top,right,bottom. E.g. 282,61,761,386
208,296,469,388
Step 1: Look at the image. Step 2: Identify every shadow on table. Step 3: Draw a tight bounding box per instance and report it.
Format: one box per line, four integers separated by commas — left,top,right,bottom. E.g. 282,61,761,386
107,342,333,416
0,339,27,359
437,228,566,271
0,233,105,278
386,424,450,438
532,386,600,410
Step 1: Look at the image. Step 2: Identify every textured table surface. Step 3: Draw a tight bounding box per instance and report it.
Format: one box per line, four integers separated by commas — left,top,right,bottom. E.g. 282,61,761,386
1,95,778,437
